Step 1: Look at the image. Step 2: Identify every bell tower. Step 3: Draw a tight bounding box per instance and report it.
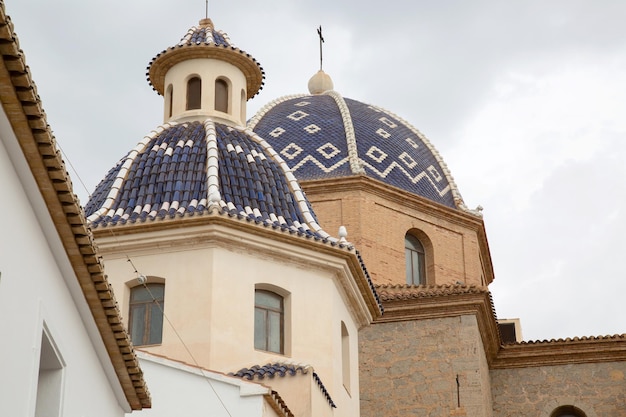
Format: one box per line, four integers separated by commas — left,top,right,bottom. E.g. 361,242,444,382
147,18,264,126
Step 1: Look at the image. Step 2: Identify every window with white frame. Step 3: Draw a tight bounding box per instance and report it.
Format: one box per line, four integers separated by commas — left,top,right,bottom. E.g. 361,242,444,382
405,233,426,285
129,283,164,346
254,289,283,353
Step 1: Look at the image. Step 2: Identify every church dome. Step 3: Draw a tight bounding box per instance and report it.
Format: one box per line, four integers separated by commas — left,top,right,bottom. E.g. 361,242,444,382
85,20,334,239
85,120,330,240
248,90,468,211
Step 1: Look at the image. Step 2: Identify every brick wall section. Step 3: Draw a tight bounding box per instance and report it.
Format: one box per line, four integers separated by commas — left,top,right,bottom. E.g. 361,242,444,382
359,315,493,417
490,362,626,416
303,180,490,287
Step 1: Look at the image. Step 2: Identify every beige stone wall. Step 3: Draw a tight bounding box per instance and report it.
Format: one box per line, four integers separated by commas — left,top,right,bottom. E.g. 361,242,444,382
490,362,626,416
359,315,493,417
164,57,248,125
304,180,490,287
95,223,370,417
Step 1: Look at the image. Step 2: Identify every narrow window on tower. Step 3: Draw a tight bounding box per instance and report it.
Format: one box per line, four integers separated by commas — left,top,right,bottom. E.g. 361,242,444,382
186,76,202,110
129,283,165,346
166,84,173,118
240,88,246,122
405,233,426,285
215,78,229,113
341,321,351,392
254,289,283,354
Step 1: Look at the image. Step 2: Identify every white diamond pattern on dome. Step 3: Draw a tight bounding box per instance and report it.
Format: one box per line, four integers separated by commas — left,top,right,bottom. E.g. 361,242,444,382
317,143,341,159
270,127,285,137
346,98,453,202
399,152,417,169
288,110,308,121
252,95,353,178
379,117,397,128
366,146,388,163
250,95,457,207
427,165,443,182
304,124,321,134
376,128,391,139
281,143,303,160
406,138,419,149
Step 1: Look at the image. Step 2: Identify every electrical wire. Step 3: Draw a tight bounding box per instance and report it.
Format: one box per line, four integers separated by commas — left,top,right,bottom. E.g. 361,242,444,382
133,266,234,417
56,109,235,417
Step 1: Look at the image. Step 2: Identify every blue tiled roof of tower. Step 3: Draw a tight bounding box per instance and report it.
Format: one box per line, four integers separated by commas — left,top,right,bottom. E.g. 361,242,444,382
188,26,230,46
212,30,228,46
85,121,324,237
250,94,457,208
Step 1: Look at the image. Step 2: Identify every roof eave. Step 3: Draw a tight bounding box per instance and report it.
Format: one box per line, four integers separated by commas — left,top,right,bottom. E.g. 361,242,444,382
147,44,264,99
0,6,150,409
90,209,383,321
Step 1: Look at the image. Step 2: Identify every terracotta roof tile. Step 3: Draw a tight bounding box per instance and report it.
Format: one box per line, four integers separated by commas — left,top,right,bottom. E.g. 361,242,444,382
376,283,490,301
515,334,626,345
231,363,337,409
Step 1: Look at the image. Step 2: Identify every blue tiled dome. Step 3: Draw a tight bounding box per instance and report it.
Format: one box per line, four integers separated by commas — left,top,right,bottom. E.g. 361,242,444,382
248,91,466,210
85,120,329,239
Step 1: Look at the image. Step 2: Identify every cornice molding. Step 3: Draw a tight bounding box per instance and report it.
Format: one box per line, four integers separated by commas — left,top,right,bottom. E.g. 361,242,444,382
93,211,382,326
492,335,626,369
148,43,264,99
374,284,626,369
376,284,501,366
302,175,482,226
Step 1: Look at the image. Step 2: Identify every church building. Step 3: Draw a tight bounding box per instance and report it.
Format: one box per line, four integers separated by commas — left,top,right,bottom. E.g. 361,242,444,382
3,3,625,415
83,17,626,417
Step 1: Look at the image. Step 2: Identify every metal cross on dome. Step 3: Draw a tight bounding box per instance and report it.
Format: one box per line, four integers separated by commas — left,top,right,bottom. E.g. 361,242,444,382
317,25,324,71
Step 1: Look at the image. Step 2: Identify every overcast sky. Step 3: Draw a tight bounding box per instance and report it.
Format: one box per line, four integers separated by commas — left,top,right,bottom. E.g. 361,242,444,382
7,1,626,342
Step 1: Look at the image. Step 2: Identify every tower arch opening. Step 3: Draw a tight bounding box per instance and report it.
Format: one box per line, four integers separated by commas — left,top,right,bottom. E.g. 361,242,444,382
215,77,230,113
186,76,202,110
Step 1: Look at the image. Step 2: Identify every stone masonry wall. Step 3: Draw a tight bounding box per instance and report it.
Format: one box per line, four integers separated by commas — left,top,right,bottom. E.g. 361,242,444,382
491,361,626,416
359,315,493,417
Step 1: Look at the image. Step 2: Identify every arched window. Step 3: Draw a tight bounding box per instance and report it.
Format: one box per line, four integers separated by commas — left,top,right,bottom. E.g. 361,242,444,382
215,78,229,113
551,406,587,417
341,321,351,392
166,84,173,118
186,76,202,110
405,233,425,285
254,289,283,353
129,283,165,346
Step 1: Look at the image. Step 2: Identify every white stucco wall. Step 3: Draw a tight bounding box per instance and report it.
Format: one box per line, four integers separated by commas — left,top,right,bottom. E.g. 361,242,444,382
0,110,129,416
129,352,276,417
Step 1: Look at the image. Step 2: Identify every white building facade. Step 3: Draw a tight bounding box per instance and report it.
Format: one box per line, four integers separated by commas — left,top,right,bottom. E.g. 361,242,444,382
0,4,149,415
